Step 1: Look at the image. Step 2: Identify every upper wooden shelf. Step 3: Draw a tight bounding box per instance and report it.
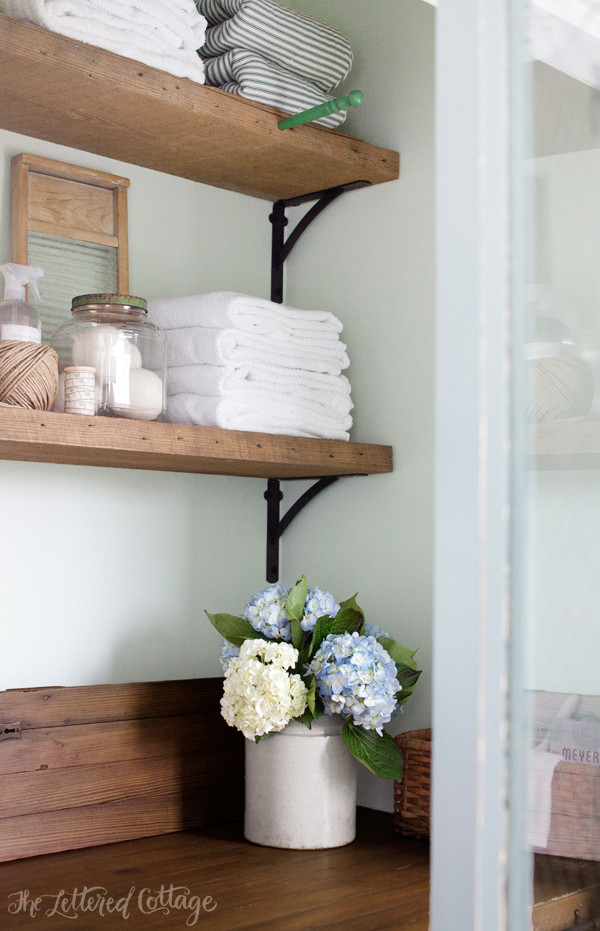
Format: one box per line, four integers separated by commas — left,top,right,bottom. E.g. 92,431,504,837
0,408,393,479
529,417,600,470
0,13,399,202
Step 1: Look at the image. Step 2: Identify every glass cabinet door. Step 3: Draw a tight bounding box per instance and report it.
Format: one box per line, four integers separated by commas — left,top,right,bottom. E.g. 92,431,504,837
512,2,600,927
432,1,600,927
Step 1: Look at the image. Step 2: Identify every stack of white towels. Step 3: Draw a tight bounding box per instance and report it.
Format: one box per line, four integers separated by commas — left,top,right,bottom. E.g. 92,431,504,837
0,0,208,84
147,291,353,440
196,0,353,128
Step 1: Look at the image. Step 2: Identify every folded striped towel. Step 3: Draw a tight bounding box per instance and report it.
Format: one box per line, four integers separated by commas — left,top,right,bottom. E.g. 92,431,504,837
167,391,352,440
147,292,343,339
165,327,350,375
203,49,347,127
0,0,207,83
197,0,352,91
165,363,353,413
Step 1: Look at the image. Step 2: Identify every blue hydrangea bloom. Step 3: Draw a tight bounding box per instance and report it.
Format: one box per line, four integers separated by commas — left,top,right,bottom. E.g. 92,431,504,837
309,631,400,734
301,587,341,632
243,582,291,641
363,622,389,640
219,639,240,673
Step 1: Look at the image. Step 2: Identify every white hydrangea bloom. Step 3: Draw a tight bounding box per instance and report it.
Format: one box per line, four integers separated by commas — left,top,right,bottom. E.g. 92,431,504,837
220,638,308,739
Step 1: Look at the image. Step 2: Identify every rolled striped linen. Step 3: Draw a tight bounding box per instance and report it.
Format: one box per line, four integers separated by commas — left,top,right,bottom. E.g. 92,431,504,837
197,0,352,91
204,48,347,127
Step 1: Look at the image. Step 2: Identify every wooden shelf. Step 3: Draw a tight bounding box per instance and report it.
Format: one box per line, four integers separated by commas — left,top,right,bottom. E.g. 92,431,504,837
0,12,399,202
529,417,600,470
0,408,393,479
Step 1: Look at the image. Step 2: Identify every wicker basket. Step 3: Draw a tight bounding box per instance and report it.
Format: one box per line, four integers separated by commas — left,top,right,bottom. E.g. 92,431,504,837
393,728,431,838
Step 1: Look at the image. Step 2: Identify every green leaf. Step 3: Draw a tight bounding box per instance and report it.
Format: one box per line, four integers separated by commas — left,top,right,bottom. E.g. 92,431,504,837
285,576,308,622
309,608,363,659
305,676,316,714
331,606,363,635
341,720,404,781
309,615,330,657
294,709,314,727
338,593,364,623
205,611,262,647
291,618,304,651
377,636,419,670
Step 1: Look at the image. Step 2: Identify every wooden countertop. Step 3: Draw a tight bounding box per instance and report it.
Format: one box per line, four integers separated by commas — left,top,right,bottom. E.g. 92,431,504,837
0,809,430,930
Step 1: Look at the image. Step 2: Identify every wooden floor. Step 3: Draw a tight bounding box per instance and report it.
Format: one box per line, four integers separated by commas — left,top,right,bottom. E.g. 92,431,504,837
0,809,430,930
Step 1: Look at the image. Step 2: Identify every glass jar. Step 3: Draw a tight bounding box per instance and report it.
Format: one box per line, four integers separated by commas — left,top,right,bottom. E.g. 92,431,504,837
51,294,166,421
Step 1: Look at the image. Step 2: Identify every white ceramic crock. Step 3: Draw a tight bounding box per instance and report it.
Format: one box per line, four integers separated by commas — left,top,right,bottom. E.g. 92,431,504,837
244,714,357,849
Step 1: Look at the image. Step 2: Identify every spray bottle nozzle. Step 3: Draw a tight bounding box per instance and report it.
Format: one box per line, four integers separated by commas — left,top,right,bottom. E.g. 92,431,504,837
0,263,44,302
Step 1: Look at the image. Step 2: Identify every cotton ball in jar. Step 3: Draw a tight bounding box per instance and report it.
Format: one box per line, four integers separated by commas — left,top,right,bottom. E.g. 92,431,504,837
110,368,163,421
72,325,141,383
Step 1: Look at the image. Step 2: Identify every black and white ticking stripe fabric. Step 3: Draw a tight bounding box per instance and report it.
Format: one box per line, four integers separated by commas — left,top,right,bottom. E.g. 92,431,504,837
196,0,352,91
204,48,347,127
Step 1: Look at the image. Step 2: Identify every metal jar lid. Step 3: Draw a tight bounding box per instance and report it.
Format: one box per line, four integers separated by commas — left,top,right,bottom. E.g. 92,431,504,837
71,293,148,314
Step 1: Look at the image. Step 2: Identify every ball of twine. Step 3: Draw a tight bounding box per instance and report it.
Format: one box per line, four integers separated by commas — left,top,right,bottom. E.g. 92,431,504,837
526,357,594,422
0,340,59,411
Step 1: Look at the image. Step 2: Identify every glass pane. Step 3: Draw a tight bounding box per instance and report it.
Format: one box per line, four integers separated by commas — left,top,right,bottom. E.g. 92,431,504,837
512,2,600,926
27,232,118,344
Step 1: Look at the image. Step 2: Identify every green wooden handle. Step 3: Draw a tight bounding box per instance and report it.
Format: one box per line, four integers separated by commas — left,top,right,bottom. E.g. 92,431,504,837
278,90,363,130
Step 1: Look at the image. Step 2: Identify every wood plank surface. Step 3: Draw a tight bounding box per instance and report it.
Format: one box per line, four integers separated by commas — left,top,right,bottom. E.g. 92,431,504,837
0,679,221,728
533,855,600,931
0,716,233,776
529,417,600,470
0,679,243,862
0,810,431,930
0,408,393,478
0,13,399,202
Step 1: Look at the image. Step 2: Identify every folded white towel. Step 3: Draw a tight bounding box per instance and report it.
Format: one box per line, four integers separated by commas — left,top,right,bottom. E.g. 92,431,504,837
147,292,343,338
0,0,207,83
203,49,348,128
526,749,562,849
165,327,349,375
165,363,352,413
50,0,208,49
167,391,351,439
197,0,352,92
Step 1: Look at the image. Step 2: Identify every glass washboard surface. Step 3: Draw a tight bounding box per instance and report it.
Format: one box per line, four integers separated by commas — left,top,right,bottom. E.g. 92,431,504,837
28,233,118,345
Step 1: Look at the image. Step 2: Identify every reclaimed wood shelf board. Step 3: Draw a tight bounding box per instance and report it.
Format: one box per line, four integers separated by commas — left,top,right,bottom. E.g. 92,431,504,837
0,13,399,202
0,408,393,479
529,418,600,470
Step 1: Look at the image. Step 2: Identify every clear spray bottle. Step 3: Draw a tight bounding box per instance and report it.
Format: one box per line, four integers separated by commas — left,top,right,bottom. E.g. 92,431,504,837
0,263,44,344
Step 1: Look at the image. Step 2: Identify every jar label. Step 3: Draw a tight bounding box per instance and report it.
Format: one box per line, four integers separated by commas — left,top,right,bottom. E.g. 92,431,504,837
0,324,41,344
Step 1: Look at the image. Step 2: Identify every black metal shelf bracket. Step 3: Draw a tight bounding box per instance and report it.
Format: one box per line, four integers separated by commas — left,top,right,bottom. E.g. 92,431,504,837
269,180,370,304
265,477,339,583
264,180,370,582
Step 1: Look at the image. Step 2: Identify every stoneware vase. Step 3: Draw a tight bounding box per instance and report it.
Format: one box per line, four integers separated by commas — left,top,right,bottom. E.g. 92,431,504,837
244,714,357,849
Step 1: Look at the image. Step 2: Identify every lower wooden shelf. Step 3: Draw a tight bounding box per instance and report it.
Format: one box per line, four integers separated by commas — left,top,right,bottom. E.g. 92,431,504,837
529,417,600,470
0,408,393,479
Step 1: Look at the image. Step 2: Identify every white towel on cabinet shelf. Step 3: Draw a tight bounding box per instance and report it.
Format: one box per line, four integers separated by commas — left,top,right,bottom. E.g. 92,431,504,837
165,326,350,375
0,0,207,84
147,292,343,339
165,363,353,413
197,0,352,91
167,390,352,439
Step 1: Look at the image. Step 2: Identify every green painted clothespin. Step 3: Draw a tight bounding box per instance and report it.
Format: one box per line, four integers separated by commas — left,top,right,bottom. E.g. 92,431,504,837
278,90,363,130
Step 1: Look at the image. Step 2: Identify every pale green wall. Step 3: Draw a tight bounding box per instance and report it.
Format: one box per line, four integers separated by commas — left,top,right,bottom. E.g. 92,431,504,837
0,0,435,811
